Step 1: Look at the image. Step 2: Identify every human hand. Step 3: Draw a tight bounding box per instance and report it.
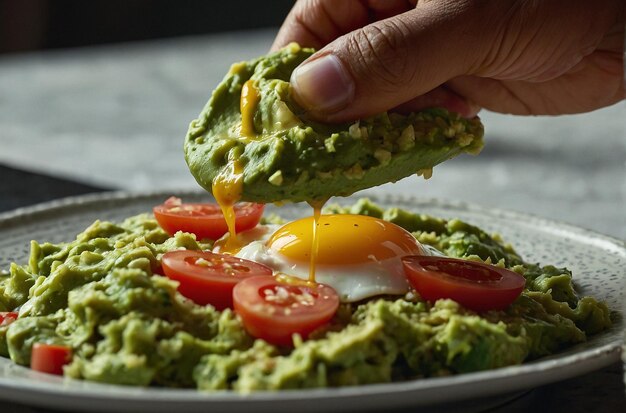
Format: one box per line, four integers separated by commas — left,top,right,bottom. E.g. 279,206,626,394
272,0,625,122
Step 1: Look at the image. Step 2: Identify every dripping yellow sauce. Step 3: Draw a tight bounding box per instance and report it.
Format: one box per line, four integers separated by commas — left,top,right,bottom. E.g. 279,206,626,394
212,80,261,254
307,198,328,283
240,79,260,138
214,79,327,290
212,157,244,254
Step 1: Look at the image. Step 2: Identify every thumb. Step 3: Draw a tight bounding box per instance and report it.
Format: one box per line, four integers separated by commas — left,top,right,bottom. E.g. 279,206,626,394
290,1,487,122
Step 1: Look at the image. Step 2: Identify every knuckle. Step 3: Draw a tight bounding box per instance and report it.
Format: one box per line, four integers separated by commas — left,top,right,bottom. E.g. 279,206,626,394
346,21,413,91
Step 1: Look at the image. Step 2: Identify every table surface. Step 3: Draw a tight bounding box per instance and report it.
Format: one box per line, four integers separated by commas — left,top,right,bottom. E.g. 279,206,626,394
0,28,624,412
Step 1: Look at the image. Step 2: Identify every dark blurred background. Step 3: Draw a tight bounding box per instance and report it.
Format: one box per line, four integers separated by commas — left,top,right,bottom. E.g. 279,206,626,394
0,0,294,54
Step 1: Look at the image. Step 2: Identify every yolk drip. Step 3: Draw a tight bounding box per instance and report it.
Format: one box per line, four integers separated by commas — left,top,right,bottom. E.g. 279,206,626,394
306,199,328,283
212,79,261,253
267,214,425,267
212,156,244,254
240,79,260,138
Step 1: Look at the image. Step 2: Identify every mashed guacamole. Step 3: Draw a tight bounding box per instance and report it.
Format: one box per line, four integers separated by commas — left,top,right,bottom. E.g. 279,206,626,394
0,200,611,390
184,44,484,203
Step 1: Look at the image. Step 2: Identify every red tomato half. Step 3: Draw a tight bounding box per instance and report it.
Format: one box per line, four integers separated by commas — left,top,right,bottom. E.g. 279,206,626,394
153,197,264,240
0,312,18,326
233,276,340,346
402,256,526,312
161,250,273,310
31,343,72,375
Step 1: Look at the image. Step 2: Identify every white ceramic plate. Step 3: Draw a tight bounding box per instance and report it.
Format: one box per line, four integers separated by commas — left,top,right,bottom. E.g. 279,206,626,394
0,191,623,413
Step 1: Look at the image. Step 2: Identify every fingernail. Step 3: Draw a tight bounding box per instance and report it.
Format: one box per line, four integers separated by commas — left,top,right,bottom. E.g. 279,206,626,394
463,100,482,118
290,54,355,112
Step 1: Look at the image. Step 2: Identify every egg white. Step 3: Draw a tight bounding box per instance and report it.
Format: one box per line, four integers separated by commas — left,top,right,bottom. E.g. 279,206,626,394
221,224,442,303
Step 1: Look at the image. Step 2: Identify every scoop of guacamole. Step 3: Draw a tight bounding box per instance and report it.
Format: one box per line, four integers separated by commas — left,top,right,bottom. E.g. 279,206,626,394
184,44,484,203
0,199,611,391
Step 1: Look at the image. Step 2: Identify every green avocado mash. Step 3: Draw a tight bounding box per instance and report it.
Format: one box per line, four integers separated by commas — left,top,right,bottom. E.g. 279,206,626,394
184,44,484,203
0,199,611,390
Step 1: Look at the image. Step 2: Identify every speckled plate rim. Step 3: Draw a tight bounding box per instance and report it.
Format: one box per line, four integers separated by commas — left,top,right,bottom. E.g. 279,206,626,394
0,190,623,413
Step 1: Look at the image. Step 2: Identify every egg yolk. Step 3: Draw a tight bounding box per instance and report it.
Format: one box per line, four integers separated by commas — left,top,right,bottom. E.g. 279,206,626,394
240,79,259,138
267,214,425,266
212,156,244,254
211,80,260,254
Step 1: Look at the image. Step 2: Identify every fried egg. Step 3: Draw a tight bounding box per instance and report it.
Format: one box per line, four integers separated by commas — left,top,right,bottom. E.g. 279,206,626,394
217,214,437,303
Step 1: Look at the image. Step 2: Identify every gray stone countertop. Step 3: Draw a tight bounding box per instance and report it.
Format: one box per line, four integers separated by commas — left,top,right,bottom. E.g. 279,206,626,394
0,28,624,239
0,28,624,412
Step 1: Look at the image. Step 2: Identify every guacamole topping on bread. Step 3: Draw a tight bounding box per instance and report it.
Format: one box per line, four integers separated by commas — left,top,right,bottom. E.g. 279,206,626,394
184,44,484,203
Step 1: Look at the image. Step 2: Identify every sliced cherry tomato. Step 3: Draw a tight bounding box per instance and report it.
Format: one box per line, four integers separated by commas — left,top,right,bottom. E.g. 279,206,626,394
161,250,273,310
153,196,264,240
233,275,339,346
402,256,525,312
0,312,18,326
30,343,72,375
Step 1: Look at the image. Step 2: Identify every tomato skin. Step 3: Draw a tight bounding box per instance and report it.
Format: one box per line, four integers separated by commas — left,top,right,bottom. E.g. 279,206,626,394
402,256,525,312
0,312,18,326
153,197,264,240
161,250,273,310
30,343,72,375
233,276,339,346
